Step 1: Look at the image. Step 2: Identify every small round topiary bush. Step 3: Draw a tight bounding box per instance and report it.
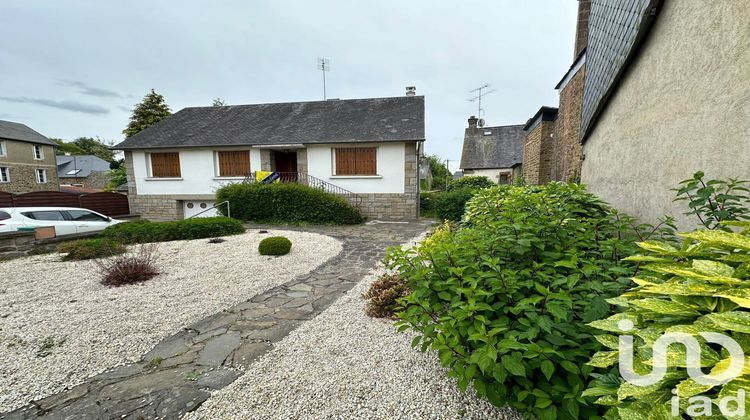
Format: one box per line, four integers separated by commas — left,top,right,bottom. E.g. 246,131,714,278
258,236,292,256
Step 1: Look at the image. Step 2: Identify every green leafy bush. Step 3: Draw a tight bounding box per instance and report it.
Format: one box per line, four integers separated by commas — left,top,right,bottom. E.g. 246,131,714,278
431,188,477,222
58,238,126,261
674,171,750,230
362,273,410,318
585,222,750,418
386,183,674,419
216,182,363,224
258,236,292,256
102,217,245,244
448,175,495,191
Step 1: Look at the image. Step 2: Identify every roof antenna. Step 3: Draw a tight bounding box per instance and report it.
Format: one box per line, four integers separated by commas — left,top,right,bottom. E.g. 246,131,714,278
317,58,330,100
467,83,496,123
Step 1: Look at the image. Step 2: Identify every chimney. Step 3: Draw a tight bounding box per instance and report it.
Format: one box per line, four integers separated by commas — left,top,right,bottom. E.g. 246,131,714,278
574,0,591,58
468,115,478,134
405,86,416,96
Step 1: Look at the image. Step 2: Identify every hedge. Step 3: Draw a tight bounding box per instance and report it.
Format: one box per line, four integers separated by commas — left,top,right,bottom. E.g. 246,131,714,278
102,217,245,244
58,238,126,261
216,182,364,224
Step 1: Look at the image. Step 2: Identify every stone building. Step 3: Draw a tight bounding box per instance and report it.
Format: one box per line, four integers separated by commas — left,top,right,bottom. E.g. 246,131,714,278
56,155,112,190
0,120,59,194
114,94,425,221
580,0,750,229
459,116,525,184
522,0,590,184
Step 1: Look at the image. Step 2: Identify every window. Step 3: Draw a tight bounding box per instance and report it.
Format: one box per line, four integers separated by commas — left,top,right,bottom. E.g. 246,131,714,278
33,145,44,160
22,211,65,221
334,147,377,175
66,169,82,175
149,152,181,178
0,167,9,183
0,141,6,157
35,169,47,183
67,210,107,222
216,151,250,177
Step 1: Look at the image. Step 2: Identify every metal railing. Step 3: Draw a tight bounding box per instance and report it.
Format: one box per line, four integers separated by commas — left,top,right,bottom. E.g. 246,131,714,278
243,172,363,208
187,200,231,219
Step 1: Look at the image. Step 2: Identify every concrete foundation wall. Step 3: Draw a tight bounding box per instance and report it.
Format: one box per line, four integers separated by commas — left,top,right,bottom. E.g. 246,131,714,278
581,1,750,230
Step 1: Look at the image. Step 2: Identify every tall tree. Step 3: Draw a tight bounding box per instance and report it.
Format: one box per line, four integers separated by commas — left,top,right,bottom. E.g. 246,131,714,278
212,97,227,106
123,89,172,137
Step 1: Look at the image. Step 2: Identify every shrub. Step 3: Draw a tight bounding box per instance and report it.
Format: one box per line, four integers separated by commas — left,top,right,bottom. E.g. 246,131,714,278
431,188,477,222
362,273,410,318
258,236,292,256
58,238,126,261
674,170,750,230
386,183,675,419
216,182,363,224
96,243,160,287
448,175,495,191
585,222,750,418
102,217,245,244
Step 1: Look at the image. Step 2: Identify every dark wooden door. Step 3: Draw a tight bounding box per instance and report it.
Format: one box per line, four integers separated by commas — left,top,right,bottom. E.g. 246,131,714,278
273,151,298,181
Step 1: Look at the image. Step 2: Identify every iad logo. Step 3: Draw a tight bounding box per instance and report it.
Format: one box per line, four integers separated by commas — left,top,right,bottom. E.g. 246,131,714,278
617,319,746,417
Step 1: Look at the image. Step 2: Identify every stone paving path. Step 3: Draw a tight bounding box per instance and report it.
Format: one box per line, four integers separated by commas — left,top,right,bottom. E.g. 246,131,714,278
4,221,431,419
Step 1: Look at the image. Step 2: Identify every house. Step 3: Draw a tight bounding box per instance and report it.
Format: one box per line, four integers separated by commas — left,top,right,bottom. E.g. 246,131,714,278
114,94,425,221
56,155,111,190
579,0,750,229
459,116,525,184
522,1,588,184
0,120,59,193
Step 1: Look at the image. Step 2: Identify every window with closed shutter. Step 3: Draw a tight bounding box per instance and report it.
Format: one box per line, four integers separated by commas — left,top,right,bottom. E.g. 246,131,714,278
150,152,181,178
334,147,377,175
217,151,250,177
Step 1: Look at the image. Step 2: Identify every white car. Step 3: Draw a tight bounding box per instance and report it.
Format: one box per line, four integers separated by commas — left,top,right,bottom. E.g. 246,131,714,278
0,207,124,235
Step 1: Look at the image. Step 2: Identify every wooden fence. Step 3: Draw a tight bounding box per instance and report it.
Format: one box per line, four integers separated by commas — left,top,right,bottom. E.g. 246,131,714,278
0,191,130,217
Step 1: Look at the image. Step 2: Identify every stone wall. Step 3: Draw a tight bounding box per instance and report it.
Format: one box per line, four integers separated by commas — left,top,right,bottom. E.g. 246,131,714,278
128,194,185,221
580,0,750,230
574,0,591,57
0,164,60,194
0,230,101,260
522,120,555,185
60,171,110,190
552,65,585,182
358,193,417,220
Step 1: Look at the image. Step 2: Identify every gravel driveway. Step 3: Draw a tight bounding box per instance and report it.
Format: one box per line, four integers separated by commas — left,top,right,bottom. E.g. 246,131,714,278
0,230,341,412
186,236,521,420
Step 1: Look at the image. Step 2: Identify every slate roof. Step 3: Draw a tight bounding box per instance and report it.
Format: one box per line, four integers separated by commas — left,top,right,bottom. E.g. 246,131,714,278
580,0,663,141
0,120,56,146
56,155,111,178
459,124,526,170
114,96,425,150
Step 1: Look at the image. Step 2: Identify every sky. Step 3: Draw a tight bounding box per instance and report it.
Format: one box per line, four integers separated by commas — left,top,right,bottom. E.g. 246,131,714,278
0,0,578,172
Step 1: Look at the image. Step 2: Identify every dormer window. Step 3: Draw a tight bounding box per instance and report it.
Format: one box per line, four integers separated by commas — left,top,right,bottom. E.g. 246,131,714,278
483,131,493,136
33,145,44,160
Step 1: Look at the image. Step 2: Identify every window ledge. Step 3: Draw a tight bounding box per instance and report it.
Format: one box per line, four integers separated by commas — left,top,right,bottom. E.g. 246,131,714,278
145,177,184,181
330,175,382,179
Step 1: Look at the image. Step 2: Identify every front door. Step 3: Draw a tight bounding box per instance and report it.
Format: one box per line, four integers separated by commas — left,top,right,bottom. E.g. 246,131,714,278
273,151,298,181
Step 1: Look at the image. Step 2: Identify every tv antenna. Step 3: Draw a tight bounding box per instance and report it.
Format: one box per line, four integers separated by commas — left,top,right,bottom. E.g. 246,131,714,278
467,83,496,120
317,57,330,100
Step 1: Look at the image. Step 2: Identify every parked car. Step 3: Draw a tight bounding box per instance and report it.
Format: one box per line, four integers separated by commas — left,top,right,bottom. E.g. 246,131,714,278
0,207,123,235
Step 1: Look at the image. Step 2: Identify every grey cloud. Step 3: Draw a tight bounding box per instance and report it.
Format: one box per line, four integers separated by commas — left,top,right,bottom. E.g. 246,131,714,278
0,96,109,115
58,79,122,98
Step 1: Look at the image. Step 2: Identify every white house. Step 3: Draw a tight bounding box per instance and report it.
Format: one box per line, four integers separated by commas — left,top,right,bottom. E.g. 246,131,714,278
114,94,425,220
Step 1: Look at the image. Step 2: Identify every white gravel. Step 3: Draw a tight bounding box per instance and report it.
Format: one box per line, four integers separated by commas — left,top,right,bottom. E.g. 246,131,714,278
0,229,341,412
186,234,521,420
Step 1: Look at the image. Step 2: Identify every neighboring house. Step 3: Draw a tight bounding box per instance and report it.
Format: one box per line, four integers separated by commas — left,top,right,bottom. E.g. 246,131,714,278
0,120,59,194
459,116,525,184
114,94,425,221
579,0,750,229
56,155,111,190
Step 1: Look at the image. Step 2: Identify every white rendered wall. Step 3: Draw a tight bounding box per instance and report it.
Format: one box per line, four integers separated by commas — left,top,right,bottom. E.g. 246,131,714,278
132,148,260,195
306,142,406,194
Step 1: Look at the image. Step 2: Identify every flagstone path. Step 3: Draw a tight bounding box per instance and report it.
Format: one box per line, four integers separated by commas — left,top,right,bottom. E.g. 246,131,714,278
4,221,431,419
